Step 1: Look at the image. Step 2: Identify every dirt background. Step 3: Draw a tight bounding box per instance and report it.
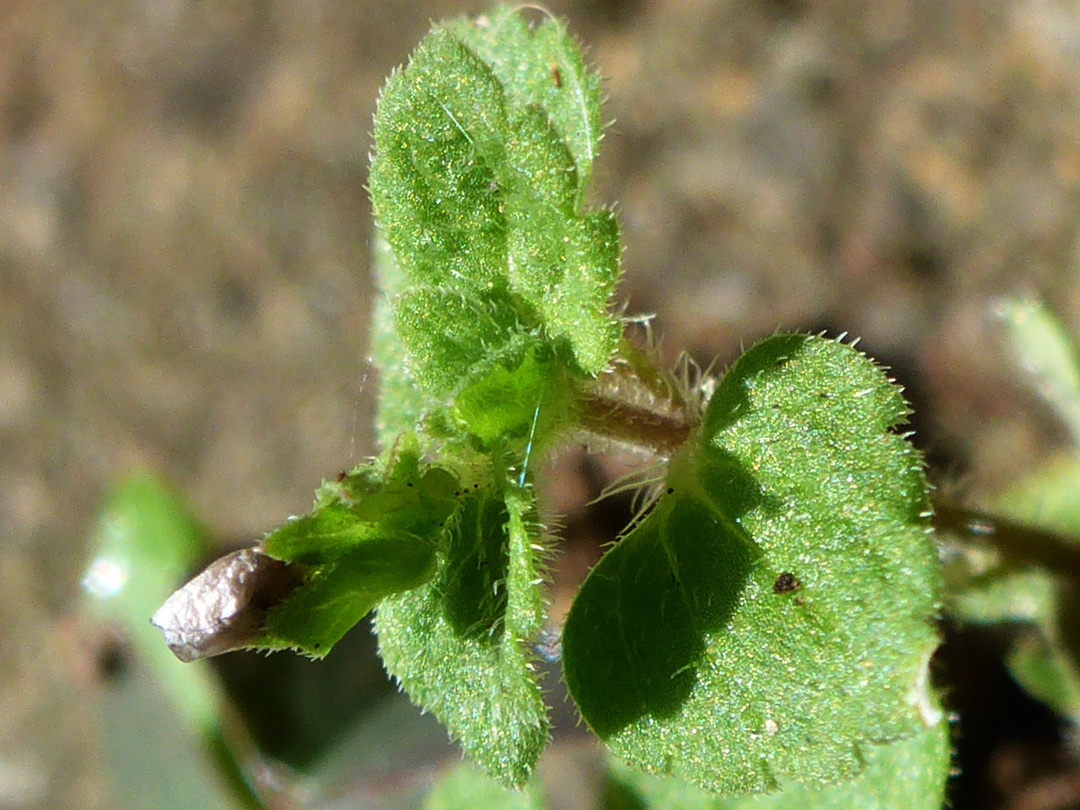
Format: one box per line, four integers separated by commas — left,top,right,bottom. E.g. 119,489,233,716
4,0,1080,808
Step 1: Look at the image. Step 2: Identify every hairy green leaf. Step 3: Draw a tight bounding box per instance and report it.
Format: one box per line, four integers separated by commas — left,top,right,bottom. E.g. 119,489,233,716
371,234,431,448
564,334,942,793
369,5,620,432
448,6,602,191
253,438,457,657
375,484,548,787
608,719,951,810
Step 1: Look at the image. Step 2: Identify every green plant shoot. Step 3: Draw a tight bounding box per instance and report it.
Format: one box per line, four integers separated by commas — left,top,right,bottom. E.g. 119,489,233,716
151,6,948,801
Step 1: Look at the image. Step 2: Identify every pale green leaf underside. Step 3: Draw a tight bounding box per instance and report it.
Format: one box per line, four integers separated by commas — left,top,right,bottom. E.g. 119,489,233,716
374,485,548,787
371,234,430,449
609,719,951,810
997,294,1080,444
564,334,942,794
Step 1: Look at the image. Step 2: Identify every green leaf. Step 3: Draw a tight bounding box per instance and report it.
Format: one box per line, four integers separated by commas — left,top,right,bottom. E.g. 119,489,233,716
564,334,942,793
449,5,603,191
450,343,572,450
948,294,1080,726
372,29,509,295
607,718,951,810
369,5,620,421
425,761,545,810
374,483,548,787
82,476,218,727
392,285,533,397
261,540,435,657
996,295,1080,444
255,438,458,657
371,234,431,448
83,477,258,809
1008,631,1080,724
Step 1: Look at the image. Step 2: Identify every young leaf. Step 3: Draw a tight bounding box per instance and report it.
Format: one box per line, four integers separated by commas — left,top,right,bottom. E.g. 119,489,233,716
369,5,620,437
563,334,943,794
370,234,432,448
152,438,458,661
608,718,951,810
374,484,548,787
448,6,602,192
996,294,1080,444
256,438,457,656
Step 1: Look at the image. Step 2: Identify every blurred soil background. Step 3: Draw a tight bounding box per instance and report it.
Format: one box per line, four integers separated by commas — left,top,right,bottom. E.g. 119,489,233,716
3,0,1080,808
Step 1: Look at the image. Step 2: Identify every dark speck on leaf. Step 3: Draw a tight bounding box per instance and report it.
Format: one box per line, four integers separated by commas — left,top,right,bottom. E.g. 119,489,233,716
773,571,801,594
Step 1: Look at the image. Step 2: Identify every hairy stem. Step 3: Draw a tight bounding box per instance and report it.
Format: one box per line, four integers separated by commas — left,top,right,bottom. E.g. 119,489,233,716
575,391,694,456
570,344,697,456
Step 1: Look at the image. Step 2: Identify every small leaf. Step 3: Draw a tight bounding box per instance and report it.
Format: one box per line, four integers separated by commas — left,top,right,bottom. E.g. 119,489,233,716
450,343,571,449
564,334,942,793
391,285,531,397
449,5,602,191
996,295,1080,445
608,718,952,810
261,539,436,657
950,297,1080,724
375,484,548,787
369,5,620,422
371,234,433,449
371,29,509,295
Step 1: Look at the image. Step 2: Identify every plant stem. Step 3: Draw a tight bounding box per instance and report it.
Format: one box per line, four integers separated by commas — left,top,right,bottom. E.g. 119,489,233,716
575,390,694,456
571,343,696,456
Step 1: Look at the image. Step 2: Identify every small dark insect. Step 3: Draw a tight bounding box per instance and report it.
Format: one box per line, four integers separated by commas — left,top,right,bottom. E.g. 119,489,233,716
551,64,562,87
336,470,348,483
772,571,801,594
